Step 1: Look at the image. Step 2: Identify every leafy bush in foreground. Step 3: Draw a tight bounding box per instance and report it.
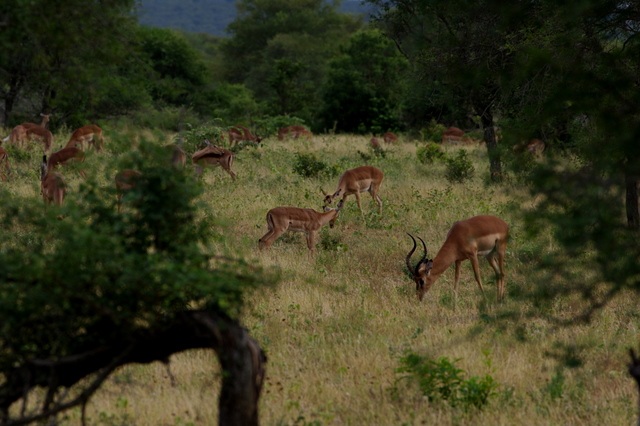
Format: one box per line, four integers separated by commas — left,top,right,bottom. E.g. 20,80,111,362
445,150,475,183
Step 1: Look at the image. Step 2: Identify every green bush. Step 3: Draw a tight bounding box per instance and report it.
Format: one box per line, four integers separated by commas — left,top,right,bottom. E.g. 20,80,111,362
416,142,446,164
293,153,338,179
178,122,226,155
393,350,499,409
420,119,447,142
254,115,306,138
445,150,475,183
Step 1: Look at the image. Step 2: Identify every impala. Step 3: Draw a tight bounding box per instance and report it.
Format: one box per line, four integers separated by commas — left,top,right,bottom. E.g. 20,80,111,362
40,155,66,207
383,132,398,144
258,201,343,256
513,138,546,157
3,114,51,148
0,147,10,181
115,170,142,213
442,126,465,143
47,147,86,178
66,125,105,151
369,137,382,150
166,144,186,168
322,166,384,217
406,215,509,303
277,125,312,140
228,125,262,146
192,139,236,180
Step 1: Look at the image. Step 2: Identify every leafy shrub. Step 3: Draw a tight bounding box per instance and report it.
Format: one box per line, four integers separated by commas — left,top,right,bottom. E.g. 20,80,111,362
293,153,339,179
416,142,446,164
4,145,31,164
254,115,306,138
178,122,226,155
445,150,475,183
393,350,499,409
420,119,447,142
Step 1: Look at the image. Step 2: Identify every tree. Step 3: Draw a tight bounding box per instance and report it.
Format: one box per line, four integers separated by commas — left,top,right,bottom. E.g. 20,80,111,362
0,143,278,424
319,29,408,133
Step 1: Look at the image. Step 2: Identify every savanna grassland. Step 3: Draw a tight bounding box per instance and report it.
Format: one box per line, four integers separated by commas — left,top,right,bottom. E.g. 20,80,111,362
2,128,637,425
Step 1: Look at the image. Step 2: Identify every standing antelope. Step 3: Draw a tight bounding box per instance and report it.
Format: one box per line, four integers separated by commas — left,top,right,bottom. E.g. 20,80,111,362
406,215,509,303
115,170,142,213
383,132,398,144
66,125,105,151
442,126,465,143
40,155,66,207
8,114,54,152
322,166,384,218
228,125,262,146
258,201,343,256
47,147,86,178
192,139,236,180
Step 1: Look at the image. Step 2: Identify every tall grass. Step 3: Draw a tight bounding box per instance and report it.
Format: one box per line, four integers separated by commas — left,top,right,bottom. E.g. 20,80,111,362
2,130,636,425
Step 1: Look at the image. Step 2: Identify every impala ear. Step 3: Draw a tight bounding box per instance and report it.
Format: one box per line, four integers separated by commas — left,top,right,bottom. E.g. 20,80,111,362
335,189,342,196
321,188,328,196
336,200,344,211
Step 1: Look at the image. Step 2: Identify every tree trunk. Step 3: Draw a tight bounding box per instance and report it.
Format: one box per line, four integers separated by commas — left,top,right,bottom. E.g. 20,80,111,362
478,105,502,182
626,174,640,230
2,75,24,126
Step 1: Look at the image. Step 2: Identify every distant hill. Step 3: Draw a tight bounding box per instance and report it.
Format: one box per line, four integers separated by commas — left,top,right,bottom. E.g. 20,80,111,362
137,0,374,36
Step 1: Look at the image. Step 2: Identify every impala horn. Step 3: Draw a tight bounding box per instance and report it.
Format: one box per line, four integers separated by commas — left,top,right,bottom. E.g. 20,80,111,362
406,233,418,274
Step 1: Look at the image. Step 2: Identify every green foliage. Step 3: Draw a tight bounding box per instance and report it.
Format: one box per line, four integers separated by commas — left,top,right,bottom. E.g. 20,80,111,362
393,350,499,409
420,120,447,142
254,115,306,138
178,122,226,154
445,150,475,183
292,153,338,179
416,142,446,164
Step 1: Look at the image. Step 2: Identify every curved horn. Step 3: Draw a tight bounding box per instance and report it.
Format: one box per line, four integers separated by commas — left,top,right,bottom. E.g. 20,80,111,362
417,236,428,264
406,233,418,274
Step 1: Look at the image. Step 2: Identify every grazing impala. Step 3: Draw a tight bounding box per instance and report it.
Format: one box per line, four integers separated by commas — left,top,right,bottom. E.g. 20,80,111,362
115,170,142,213
513,138,546,157
369,137,382,150
47,147,86,178
322,166,384,217
406,215,509,303
66,125,105,151
228,125,262,146
442,126,465,143
278,125,312,140
40,155,66,207
258,201,343,256
3,114,51,149
383,132,398,144
192,139,236,180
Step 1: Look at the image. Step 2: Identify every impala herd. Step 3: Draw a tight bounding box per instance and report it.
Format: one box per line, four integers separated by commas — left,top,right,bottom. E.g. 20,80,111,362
2,118,514,304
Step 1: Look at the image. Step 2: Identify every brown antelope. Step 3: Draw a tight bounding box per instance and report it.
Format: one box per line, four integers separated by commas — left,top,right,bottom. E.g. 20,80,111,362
383,132,399,144
192,139,236,180
166,144,186,168
513,138,546,157
66,125,105,151
228,125,262,146
322,166,384,218
8,114,54,151
442,126,465,143
369,137,382,150
0,147,10,181
40,155,66,207
277,125,312,140
406,215,509,303
115,170,142,213
258,201,343,256
47,147,86,178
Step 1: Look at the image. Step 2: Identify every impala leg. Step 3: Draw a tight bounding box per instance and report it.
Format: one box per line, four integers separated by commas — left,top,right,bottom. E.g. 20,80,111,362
370,185,383,213
354,192,364,219
497,241,507,300
259,228,285,251
487,254,503,301
469,255,487,299
306,231,317,258
454,260,462,310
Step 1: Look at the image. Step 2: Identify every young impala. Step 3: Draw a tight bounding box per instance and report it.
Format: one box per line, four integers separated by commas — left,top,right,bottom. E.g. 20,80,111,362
192,139,236,180
406,215,509,303
66,125,105,151
259,201,343,256
322,166,384,218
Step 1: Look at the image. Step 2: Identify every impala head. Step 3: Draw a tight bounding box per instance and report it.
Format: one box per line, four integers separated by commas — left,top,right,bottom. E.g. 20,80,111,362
406,233,434,301
321,188,341,206
323,200,343,228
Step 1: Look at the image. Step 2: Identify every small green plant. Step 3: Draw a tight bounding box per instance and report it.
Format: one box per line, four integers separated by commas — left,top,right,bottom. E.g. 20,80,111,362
292,153,338,179
445,150,475,183
178,122,226,154
420,119,447,142
542,370,565,400
319,229,347,252
392,350,499,409
416,142,446,164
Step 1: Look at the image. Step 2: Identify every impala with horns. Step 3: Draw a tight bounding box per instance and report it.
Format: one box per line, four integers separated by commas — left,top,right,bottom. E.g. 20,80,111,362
115,170,142,213
192,139,236,180
40,155,66,207
66,125,105,151
322,166,383,218
406,215,509,303
47,147,86,178
228,125,262,146
258,201,343,256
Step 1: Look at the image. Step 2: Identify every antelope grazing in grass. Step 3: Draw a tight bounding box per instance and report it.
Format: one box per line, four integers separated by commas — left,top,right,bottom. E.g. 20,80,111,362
228,125,262,146
406,215,509,304
369,137,382,150
322,166,384,218
40,155,66,207
0,147,10,181
5,114,54,152
513,138,546,157
383,132,398,144
115,170,142,213
258,201,343,256
192,139,236,180
441,126,465,143
66,125,105,151
277,125,312,140
47,147,86,178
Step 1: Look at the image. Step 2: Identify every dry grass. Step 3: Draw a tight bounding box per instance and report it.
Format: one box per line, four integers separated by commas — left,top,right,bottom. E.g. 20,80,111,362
2,131,637,425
